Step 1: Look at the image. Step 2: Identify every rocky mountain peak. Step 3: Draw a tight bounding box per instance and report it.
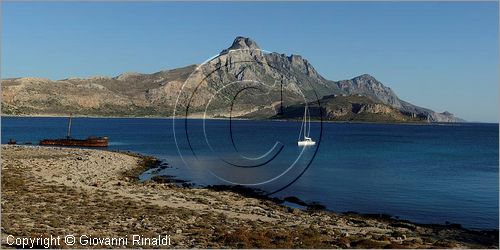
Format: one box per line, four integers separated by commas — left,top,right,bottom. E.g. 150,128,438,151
114,72,143,81
354,74,376,81
220,36,260,54
351,74,383,88
288,54,304,64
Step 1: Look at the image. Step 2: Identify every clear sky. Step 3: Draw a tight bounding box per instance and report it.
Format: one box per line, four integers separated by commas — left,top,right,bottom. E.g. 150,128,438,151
2,2,498,122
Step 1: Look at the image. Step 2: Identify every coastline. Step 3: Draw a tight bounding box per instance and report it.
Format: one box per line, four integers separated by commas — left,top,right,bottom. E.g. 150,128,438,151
1,145,497,248
2,114,486,126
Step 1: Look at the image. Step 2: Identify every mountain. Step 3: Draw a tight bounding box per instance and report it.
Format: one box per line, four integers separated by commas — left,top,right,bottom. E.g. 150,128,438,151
1,65,196,117
264,95,426,123
1,36,460,122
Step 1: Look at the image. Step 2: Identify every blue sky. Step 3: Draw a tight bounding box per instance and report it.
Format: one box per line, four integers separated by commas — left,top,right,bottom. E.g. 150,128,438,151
2,2,498,122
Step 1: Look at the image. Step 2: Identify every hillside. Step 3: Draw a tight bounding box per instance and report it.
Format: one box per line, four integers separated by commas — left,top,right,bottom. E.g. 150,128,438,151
253,95,425,123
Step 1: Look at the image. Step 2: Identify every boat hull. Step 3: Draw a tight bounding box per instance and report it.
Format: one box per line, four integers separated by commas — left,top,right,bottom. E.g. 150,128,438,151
40,137,108,147
298,141,316,146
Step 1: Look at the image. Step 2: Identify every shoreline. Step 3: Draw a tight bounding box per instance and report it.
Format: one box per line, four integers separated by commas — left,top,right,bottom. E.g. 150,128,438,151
2,114,493,126
1,145,498,248
146,163,498,232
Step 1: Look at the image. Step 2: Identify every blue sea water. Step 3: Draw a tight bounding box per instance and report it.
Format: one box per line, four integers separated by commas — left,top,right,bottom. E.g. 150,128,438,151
1,116,498,229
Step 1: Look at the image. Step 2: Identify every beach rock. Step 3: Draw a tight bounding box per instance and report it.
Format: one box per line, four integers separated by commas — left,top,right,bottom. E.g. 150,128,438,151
337,236,351,248
290,208,301,215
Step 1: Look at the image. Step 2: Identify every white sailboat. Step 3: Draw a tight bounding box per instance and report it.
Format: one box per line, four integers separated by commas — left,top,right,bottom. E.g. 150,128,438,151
298,107,316,146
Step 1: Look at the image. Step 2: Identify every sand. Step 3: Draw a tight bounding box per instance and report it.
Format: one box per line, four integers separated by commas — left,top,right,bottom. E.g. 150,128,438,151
1,145,497,248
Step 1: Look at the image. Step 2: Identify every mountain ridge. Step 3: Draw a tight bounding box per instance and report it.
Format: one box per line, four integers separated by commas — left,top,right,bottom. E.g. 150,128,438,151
1,37,460,123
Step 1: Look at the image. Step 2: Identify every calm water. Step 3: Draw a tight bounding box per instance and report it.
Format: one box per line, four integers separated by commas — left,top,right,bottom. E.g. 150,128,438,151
1,116,498,229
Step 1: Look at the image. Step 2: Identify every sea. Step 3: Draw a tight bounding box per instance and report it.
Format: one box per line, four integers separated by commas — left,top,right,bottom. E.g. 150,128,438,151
1,116,498,230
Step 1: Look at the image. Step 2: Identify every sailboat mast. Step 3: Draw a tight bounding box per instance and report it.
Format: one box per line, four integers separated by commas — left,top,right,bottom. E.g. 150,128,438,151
298,106,306,141
279,82,284,115
304,107,308,139
66,113,72,139
280,82,283,115
307,108,311,137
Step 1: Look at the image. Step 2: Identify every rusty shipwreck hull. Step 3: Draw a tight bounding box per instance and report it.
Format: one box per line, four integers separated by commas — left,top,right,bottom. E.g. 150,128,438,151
39,137,109,147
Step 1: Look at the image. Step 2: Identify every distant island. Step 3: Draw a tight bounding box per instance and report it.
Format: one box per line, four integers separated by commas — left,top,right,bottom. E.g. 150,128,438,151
1,37,461,123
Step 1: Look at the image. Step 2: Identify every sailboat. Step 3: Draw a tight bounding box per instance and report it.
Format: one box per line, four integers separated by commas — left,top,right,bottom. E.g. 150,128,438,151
297,107,316,146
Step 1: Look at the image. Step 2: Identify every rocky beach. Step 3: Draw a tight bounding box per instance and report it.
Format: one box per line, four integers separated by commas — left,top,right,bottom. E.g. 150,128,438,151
1,145,497,248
